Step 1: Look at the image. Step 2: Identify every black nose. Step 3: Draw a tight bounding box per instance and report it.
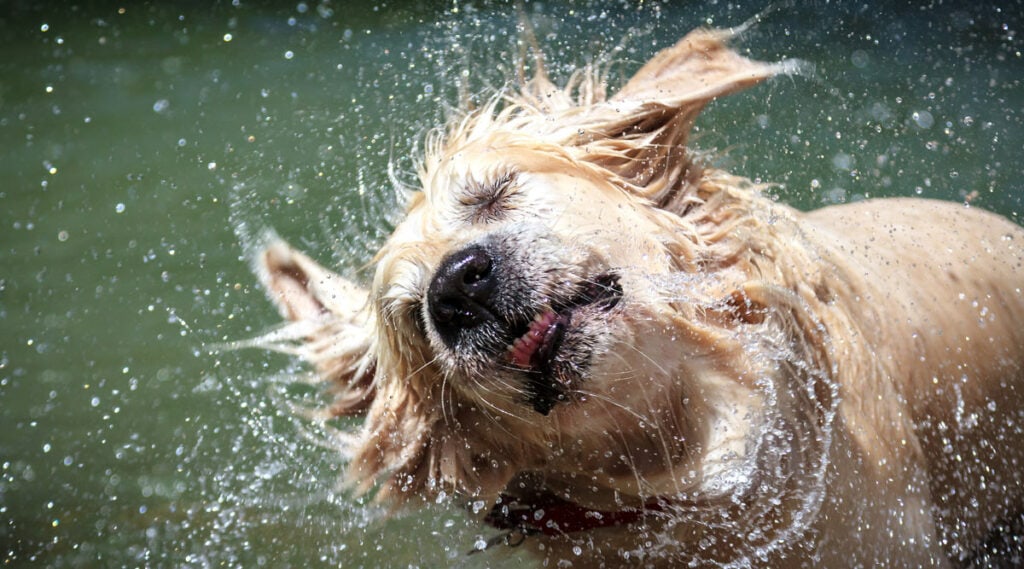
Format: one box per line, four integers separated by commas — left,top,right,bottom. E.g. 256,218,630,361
427,244,499,344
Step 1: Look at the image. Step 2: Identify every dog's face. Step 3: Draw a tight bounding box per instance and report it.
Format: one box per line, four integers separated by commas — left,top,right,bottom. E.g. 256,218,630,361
255,29,811,515
377,134,686,417
366,128,793,507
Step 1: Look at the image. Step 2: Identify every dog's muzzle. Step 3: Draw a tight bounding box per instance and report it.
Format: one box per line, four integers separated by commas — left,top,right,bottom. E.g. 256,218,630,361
426,241,623,414
427,243,501,348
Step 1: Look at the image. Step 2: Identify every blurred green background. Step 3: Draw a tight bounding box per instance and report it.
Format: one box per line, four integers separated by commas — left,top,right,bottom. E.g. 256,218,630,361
2,1,1021,567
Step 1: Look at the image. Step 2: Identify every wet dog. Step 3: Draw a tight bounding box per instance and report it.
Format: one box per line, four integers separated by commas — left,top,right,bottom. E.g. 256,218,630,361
249,26,1024,567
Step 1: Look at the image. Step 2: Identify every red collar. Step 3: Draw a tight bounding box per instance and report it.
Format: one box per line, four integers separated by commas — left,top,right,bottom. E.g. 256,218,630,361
483,492,667,537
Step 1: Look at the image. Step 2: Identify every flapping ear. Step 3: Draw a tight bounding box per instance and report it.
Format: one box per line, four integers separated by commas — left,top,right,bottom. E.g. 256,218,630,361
577,27,798,210
255,237,377,417
613,27,786,109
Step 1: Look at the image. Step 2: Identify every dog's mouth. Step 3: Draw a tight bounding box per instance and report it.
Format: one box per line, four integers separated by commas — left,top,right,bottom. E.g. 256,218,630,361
505,272,622,414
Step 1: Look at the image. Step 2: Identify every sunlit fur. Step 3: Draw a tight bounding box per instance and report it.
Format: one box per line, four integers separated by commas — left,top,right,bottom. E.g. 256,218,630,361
249,26,1024,568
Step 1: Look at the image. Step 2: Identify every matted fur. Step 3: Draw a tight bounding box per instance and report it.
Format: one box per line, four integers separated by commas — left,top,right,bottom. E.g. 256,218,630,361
246,26,1024,568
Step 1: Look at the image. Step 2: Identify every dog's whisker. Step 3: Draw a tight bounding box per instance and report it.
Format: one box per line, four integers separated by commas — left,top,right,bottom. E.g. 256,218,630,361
439,366,456,427
465,384,524,435
464,375,528,428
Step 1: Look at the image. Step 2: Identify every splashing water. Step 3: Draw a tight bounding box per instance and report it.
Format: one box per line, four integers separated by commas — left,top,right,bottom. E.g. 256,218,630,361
3,1,1022,567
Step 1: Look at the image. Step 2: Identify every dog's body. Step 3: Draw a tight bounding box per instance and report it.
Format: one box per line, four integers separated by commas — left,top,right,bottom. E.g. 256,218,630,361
250,28,1024,567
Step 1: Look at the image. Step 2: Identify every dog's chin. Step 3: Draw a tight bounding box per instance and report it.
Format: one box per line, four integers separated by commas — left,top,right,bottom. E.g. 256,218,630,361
503,272,623,415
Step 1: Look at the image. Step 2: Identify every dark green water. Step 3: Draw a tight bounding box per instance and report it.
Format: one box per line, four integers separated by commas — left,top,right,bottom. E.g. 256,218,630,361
1,1,1021,567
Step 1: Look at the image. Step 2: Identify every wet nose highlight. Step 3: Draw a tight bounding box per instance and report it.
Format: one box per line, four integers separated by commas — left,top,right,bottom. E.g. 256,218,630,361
427,244,499,342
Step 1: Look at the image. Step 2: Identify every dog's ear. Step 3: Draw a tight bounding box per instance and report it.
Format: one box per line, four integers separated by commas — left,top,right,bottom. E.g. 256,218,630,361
612,27,783,111
256,238,377,416
582,28,794,208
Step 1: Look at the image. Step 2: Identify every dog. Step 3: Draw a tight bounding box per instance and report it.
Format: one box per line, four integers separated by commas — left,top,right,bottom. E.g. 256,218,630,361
247,26,1024,567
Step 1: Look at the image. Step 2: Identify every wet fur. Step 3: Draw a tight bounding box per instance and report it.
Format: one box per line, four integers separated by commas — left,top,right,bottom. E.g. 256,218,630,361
248,27,1024,567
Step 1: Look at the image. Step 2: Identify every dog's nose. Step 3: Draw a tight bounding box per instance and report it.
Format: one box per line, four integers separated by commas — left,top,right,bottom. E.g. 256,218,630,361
427,244,499,342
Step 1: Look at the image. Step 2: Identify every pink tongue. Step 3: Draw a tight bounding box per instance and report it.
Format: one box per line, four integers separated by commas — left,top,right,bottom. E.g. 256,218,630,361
509,311,557,368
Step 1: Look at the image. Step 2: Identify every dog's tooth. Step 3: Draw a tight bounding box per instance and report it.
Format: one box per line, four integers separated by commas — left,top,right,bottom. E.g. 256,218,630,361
510,342,533,367
508,310,559,368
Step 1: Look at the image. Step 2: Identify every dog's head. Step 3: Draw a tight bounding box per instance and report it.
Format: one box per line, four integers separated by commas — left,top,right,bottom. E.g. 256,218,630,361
253,28,825,523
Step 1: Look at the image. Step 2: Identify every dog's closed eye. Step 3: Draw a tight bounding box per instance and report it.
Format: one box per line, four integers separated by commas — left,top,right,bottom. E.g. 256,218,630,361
459,171,518,223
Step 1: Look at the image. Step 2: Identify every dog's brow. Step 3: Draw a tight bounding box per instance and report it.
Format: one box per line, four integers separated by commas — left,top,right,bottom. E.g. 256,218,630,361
461,171,515,199
458,170,519,223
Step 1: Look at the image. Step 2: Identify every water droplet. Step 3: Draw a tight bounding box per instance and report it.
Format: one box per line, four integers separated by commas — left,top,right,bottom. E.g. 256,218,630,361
152,99,170,113
850,50,869,68
912,110,934,129
832,152,853,171
115,203,126,213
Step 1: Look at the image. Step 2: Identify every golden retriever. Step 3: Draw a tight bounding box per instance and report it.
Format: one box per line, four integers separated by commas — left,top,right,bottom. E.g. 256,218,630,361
247,26,1024,568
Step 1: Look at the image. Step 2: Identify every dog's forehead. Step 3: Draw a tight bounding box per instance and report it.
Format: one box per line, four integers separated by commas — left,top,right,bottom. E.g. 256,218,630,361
428,128,601,183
